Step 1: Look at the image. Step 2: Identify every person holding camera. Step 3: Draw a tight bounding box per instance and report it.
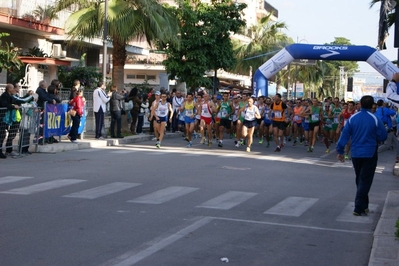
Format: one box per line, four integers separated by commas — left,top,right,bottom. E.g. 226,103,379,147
375,99,399,162
109,85,126,138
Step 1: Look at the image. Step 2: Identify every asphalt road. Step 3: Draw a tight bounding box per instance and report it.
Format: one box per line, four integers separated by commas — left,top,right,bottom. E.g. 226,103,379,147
1,135,398,266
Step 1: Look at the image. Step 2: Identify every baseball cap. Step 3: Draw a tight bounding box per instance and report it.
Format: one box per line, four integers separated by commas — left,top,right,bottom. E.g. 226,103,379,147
216,95,222,100
155,91,161,96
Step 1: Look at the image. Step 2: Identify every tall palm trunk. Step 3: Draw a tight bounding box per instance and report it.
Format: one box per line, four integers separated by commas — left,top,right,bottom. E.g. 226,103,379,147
112,38,126,91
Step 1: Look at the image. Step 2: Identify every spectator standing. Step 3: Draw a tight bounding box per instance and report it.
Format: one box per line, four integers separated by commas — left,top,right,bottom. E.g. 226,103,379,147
137,95,149,134
128,87,142,134
336,95,387,216
0,84,20,158
93,82,111,140
68,89,85,143
109,85,126,138
35,80,56,145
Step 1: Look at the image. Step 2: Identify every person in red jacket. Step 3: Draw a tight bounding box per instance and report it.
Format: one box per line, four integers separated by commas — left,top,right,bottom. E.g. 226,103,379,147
68,89,84,143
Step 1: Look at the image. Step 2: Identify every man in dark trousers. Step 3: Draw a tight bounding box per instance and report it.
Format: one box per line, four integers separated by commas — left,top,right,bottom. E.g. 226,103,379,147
336,95,387,216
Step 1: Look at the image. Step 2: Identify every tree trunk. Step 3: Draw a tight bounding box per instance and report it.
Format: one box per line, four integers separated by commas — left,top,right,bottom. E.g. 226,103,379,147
112,38,127,91
112,38,129,133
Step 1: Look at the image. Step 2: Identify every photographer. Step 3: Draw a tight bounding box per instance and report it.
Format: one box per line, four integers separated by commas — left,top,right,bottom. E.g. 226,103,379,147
375,99,399,162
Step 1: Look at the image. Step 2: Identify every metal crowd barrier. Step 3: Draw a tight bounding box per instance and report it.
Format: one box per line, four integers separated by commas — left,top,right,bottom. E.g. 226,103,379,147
0,105,41,157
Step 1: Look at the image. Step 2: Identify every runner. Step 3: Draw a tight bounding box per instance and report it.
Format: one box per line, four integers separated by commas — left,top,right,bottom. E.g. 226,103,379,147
340,101,356,159
239,97,261,152
283,99,293,144
304,98,321,152
271,93,288,152
262,97,273,148
181,92,196,147
231,94,240,140
197,92,217,146
330,97,342,143
150,91,161,141
217,92,234,147
235,94,248,147
150,92,173,148
321,102,333,153
292,99,303,146
300,99,311,146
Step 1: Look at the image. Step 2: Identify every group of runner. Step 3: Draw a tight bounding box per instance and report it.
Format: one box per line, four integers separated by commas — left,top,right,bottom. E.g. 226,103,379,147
149,89,357,158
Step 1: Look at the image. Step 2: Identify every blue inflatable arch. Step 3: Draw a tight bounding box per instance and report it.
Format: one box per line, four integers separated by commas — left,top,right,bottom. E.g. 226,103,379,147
253,43,399,97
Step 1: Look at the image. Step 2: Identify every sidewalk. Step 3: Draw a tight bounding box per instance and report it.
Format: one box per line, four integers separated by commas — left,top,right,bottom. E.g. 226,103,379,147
369,163,399,266
35,131,182,153
34,133,399,265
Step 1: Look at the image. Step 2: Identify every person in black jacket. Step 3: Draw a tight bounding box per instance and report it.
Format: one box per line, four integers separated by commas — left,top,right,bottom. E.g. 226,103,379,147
109,85,126,138
0,84,20,158
35,80,56,145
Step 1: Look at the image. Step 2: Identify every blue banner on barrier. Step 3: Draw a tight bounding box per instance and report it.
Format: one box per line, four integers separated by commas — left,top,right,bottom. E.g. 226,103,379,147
44,103,86,138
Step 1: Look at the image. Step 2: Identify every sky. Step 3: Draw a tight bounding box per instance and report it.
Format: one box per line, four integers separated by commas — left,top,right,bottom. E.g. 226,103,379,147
267,0,398,76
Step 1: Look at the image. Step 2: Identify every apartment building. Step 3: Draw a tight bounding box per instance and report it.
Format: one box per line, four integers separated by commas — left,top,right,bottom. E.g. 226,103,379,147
0,0,278,91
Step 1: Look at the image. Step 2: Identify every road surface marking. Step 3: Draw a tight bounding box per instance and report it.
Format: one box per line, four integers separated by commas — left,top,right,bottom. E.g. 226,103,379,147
100,217,212,266
196,191,257,210
63,182,141,199
0,179,86,195
127,186,199,204
110,150,137,154
336,202,378,223
264,196,319,217
0,176,33,185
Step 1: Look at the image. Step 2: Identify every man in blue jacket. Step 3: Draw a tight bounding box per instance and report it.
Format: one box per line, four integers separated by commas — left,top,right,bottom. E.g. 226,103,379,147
336,95,387,216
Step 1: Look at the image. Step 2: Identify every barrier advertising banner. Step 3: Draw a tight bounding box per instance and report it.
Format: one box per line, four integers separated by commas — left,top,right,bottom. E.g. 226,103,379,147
44,103,86,138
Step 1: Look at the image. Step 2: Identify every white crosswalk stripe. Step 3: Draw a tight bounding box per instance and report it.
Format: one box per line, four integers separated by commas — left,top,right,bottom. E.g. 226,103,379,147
0,176,34,185
196,191,257,210
264,196,319,217
336,202,378,223
63,182,141,199
0,179,86,195
127,186,199,204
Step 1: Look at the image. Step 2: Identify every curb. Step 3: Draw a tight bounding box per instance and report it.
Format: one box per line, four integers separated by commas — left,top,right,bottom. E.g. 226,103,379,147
369,190,399,266
35,133,182,153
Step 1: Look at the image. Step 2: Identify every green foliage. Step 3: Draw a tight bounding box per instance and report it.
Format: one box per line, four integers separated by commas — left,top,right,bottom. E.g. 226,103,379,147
24,46,48,57
57,54,102,90
0,32,23,74
161,0,246,88
396,218,399,238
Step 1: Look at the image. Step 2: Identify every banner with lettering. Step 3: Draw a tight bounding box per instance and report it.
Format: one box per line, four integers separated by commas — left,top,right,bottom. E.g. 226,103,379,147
44,103,86,138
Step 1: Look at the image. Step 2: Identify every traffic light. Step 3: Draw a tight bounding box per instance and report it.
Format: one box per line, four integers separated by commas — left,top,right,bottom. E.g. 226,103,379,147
347,77,353,92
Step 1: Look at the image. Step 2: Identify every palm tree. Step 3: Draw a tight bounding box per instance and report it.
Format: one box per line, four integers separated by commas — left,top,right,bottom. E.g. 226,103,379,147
32,5,59,24
232,13,291,76
54,0,179,90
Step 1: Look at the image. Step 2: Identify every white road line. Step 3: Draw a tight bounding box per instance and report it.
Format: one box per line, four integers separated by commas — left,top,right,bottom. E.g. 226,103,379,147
110,150,137,154
127,186,199,204
0,179,86,195
336,202,378,223
63,182,141,199
196,191,257,210
264,196,319,217
180,154,201,157
76,149,99,152
100,217,212,266
0,176,34,185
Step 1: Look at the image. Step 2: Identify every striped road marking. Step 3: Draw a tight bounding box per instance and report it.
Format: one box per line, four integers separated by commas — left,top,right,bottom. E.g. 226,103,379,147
127,186,199,204
63,182,141,199
336,202,378,223
196,191,257,210
110,150,138,154
0,179,86,195
264,197,319,217
0,176,34,185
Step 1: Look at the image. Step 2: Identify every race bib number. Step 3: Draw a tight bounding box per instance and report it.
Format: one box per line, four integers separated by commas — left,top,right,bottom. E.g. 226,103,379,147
311,114,319,121
186,109,193,116
221,110,227,117
325,120,332,127
203,108,208,114
274,111,282,118
333,117,339,124
159,110,166,116
294,115,300,121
